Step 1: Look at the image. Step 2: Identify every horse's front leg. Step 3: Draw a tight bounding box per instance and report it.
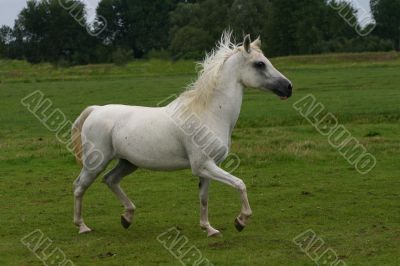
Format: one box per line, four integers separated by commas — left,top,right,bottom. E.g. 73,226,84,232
199,177,221,237
195,161,252,232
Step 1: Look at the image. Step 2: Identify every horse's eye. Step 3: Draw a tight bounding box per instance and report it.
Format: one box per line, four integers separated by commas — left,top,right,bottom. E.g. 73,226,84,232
254,61,266,69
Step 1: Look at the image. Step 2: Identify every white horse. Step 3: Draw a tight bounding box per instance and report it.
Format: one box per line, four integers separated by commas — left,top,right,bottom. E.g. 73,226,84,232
71,32,292,237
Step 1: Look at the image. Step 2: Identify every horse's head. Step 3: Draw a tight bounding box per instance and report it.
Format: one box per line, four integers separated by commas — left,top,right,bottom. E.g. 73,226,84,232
237,35,292,100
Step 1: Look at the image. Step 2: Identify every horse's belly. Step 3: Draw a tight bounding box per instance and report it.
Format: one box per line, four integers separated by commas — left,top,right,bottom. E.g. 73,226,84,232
118,144,190,171
112,113,190,171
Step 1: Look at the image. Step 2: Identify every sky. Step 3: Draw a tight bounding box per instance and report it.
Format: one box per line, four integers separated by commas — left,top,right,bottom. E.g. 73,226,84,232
0,0,372,27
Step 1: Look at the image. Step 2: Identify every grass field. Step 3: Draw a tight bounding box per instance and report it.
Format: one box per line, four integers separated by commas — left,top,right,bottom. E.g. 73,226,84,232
0,52,399,266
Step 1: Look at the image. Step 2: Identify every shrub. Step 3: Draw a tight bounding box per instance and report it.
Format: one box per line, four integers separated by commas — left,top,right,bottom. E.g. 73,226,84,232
318,36,394,53
170,26,213,60
55,58,70,68
146,49,171,60
112,48,133,66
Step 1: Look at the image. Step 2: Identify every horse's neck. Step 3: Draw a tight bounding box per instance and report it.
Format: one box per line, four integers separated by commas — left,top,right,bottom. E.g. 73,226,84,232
208,73,244,133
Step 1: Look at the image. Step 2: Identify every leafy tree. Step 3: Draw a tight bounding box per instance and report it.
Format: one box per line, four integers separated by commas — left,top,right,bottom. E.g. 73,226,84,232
95,0,126,46
265,0,360,56
12,0,96,64
0,0,396,63
228,0,271,45
265,0,300,56
292,0,326,54
170,0,238,58
96,0,181,57
0,26,13,58
170,26,213,59
169,2,202,41
371,0,400,51
112,47,133,65
325,1,358,40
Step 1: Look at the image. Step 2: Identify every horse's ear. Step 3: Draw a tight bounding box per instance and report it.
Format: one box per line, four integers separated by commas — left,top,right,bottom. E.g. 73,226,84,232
243,35,251,53
252,36,261,49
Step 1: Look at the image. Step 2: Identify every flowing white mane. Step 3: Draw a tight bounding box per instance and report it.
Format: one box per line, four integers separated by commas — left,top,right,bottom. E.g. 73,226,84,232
177,31,240,110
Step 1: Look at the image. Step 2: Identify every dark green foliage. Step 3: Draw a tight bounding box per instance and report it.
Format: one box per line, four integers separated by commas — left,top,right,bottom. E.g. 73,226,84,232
265,0,299,56
168,0,376,58
228,0,271,38
144,49,171,60
0,0,399,63
265,0,360,56
170,26,214,59
169,0,232,58
319,36,393,53
371,0,400,50
96,0,179,58
112,47,133,66
9,0,98,64
0,26,13,58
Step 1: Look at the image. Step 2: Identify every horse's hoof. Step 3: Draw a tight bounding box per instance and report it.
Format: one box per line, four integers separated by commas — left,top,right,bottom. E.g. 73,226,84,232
234,218,245,232
208,230,222,238
121,215,131,229
79,224,92,234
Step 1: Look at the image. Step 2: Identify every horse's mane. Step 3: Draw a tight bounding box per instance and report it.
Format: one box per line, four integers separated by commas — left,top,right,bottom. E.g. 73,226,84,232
176,31,239,111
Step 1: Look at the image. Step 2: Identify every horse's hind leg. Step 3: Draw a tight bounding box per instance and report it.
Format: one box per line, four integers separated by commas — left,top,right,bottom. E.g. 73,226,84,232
103,159,137,229
73,166,106,234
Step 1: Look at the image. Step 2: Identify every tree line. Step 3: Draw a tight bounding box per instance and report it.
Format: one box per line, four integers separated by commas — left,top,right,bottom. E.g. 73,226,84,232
0,0,398,65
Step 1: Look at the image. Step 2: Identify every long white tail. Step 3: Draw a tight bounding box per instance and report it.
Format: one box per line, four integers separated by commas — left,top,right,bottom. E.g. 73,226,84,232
71,106,98,165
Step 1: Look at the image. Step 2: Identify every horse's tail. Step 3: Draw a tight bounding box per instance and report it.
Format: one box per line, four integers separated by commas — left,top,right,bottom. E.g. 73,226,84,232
71,106,98,165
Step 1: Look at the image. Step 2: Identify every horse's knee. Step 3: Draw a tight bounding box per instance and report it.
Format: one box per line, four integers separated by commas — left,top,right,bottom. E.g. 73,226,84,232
103,175,114,187
103,172,120,188
74,186,86,198
235,180,247,192
73,178,91,197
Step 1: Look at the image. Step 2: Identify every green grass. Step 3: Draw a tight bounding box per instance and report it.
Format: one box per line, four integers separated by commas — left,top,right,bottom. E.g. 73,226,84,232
0,52,399,265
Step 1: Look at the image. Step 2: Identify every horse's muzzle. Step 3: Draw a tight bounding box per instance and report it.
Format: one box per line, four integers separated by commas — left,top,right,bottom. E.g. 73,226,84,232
271,81,292,100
